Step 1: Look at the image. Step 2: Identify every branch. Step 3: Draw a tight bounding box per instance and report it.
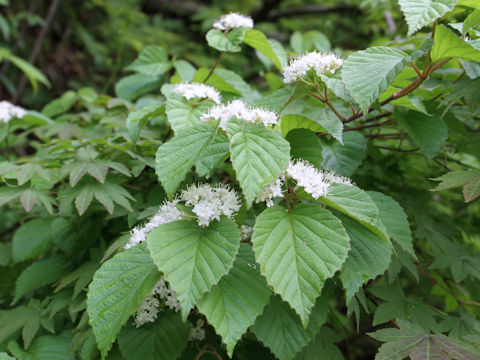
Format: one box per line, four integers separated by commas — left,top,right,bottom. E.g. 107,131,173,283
376,146,419,153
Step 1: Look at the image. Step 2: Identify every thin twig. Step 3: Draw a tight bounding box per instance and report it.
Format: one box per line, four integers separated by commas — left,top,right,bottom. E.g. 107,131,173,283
376,146,418,153
203,52,224,83
433,158,452,172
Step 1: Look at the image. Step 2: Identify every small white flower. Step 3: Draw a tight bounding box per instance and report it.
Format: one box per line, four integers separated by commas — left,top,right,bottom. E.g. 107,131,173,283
240,225,253,241
201,99,277,131
172,83,221,104
213,13,254,31
283,51,343,84
286,160,331,199
181,184,240,227
0,101,27,123
125,200,184,249
134,296,160,327
189,319,206,341
256,178,284,207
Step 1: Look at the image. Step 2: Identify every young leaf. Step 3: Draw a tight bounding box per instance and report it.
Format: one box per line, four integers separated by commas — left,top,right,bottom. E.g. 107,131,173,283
117,311,191,360
251,294,329,360
86,244,161,358
431,25,480,62
398,0,456,36
197,243,272,356
252,203,350,327
147,218,241,321
341,47,410,113
155,124,217,199
206,27,246,52
125,45,171,76
338,214,392,302
166,93,214,134
227,119,290,207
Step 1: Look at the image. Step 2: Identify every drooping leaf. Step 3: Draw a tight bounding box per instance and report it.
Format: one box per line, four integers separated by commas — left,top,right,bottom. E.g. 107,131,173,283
251,294,329,360
117,311,191,360
431,25,480,62
155,124,217,198
227,119,290,207
252,203,350,327
398,0,457,36
197,244,272,356
341,46,410,113
320,131,367,177
125,45,171,76
147,218,241,321
243,29,283,70
86,244,161,358
338,214,392,302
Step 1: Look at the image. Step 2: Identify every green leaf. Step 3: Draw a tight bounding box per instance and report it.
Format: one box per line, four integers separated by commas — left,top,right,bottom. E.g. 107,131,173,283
317,108,344,143
42,90,77,118
243,29,283,70
155,124,217,198
320,131,367,177
0,306,40,346
281,114,325,137
396,110,448,158
290,30,331,54
369,323,480,360
318,183,389,242
197,244,272,356
13,255,70,304
286,129,323,170
147,218,241,321
126,103,164,142
398,0,456,36
431,25,480,62
206,27,246,52
342,47,410,113
193,68,253,100
12,218,52,263
125,45,171,76
252,203,350,327
166,93,214,134
173,60,196,81
464,10,480,34
86,244,161,358
8,335,73,360
115,74,162,101
255,86,294,112
195,135,229,177
367,191,415,256
459,0,480,10
431,170,480,203
251,294,329,360
7,53,50,92
0,353,14,359
338,214,392,302
117,311,191,360
227,119,290,207
294,327,344,360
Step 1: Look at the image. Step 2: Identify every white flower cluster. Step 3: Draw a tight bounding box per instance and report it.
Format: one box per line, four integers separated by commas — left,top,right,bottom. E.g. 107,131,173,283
134,277,180,327
283,51,344,84
125,201,183,249
172,83,221,104
213,13,254,31
201,99,277,131
240,225,253,241
255,178,284,207
181,184,240,226
0,101,26,123
286,160,353,199
189,319,206,341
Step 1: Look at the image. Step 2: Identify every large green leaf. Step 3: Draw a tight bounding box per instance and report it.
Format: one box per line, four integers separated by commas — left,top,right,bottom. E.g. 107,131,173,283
431,25,480,62
339,215,392,302
396,110,448,158
341,47,410,113
287,129,323,170
117,311,191,360
7,335,73,360
155,124,217,198
280,114,325,137
195,135,229,177
294,327,344,360
12,218,53,263
251,294,329,360
252,203,350,327
398,0,457,36
165,93,214,134
147,218,241,321
316,108,344,144
320,131,367,177
227,119,290,207
86,244,161,358
197,244,272,356
13,255,70,304
243,29,283,70
367,191,415,256
125,45,171,76
206,27,246,52
255,86,295,112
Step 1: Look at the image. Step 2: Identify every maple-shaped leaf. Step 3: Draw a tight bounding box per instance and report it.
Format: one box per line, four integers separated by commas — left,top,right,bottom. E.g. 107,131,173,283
431,170,480,203
369,320,480,360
